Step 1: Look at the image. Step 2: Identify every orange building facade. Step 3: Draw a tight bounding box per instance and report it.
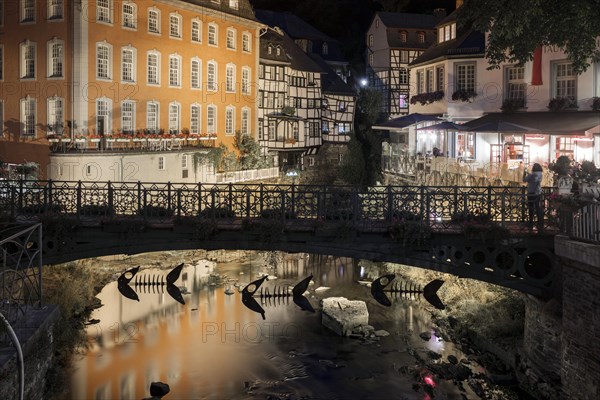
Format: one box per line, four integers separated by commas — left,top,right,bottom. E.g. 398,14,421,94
0,0,262,177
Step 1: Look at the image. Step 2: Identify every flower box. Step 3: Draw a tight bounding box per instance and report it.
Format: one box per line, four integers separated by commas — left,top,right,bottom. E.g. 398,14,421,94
116,138,130,142
61,138,72,143
106,139,116,142
90,138,101,143
75,138,86,143
48,138,60,143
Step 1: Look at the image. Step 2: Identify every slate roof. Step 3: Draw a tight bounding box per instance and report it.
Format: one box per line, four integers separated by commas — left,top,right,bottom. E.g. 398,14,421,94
308,54,356,96
409,29,485,67
255,10,347,63
182,0,257,21
377,12,439,29
260,29,322,73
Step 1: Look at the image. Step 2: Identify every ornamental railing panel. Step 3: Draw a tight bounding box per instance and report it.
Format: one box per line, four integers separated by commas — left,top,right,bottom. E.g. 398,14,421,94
2,180,563,234
0,223,43,326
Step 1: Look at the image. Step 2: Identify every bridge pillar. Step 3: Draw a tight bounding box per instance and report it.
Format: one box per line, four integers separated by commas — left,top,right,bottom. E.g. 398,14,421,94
555,235,600,400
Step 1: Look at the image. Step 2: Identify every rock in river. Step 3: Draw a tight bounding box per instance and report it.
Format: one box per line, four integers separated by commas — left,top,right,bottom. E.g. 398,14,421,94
322,297,369,336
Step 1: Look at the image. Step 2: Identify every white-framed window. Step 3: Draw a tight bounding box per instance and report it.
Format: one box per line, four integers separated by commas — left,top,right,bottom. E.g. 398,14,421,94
241,67,250,95
20,41,36,79
147,50,160,85
207,61,217,91
322,42,328,55
225,106,235,135
158,156,165,170
47,39,64,78
455,62,475,93
226,28,236,49
122,2,137,29
207,104,217,134
169,13,182,38
168,102,180,134
418,32,425,43
229,0,239,10
146,101,159,132
242,32,251,52
190,104,201,134
96,97,112,135
97,0,112,24
399,67,408,84
20,96,36,136
436,65,444,91
121,46,136,83
426,68,434,93
444,25,451,42
191,58,202,89
241,107,249,135
48,0,63,20
505,65,526,101
20,0,35,23
192,19,202,43
121,101,135,134
96,42,112,80
226,64,236,92
368,34,373,47
148,8,160,34
416,70,424,94
553,61,577,100
0,45,3,80
400,31,407,42
181,154,188,169
268,120,276,140
438,26,444,43
47,96,64,134
169,54,181,87
451,23,456,40
276,47,281,56
292,123,299,140
208,24,218,46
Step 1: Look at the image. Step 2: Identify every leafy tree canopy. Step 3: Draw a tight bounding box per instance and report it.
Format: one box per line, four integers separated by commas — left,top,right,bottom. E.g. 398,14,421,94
459,0,600,73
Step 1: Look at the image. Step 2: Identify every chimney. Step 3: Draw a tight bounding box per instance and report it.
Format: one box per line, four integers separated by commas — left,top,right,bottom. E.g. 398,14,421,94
433,8,446,21
456,0,464,8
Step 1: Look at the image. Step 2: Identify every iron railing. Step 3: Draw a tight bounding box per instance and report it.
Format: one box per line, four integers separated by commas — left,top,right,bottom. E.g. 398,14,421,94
0,223,43,326
0,180,558,233
570,203,600,244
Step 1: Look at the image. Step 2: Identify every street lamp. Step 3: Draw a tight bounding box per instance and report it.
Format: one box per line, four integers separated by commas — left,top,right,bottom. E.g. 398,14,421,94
286,169,298,185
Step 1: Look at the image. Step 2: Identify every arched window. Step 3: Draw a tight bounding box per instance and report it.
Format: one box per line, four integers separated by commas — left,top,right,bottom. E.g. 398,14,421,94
207,61,217,91
225,106,235,135
191,58,202,89
148,8,160,34
122,2,136,29
322,42,328,55
168,102,180,134
47,39,64,78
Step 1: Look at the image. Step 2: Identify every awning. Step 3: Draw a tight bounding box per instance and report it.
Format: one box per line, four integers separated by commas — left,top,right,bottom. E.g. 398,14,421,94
372,113,442,131
462,111,600,135
416,121,467,131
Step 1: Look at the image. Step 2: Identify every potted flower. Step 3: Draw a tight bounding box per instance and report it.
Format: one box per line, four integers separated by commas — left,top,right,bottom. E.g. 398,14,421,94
451,89,477,102
548,97,578,112
501,98,525,113
548,155,574,194
572,160,600,199
410,91,445,106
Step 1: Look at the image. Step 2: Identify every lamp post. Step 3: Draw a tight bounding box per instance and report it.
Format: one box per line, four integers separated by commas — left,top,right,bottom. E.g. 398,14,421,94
286,169,298,185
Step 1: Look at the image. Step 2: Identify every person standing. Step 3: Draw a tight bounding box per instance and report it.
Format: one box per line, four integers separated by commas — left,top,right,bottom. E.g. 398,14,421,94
523,163,544,230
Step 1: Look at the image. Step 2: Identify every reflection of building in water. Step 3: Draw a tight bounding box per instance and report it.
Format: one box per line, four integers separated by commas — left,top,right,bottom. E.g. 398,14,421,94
72,260,278,400
271,253,356,285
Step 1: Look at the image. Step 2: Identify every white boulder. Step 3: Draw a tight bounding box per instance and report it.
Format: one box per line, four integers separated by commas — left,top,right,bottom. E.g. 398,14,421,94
322,297,369,336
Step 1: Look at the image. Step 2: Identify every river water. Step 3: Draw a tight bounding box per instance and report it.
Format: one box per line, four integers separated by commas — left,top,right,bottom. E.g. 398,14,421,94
68,253,482,400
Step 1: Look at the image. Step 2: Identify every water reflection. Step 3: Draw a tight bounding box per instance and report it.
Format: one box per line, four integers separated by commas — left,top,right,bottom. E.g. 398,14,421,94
70,254,462,400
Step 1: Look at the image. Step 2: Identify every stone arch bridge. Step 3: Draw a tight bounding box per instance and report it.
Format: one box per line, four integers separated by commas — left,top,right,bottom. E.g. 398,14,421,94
1,180,561,297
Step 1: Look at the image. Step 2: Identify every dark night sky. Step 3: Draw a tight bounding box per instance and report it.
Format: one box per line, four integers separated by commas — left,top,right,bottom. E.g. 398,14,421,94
249,0,456,73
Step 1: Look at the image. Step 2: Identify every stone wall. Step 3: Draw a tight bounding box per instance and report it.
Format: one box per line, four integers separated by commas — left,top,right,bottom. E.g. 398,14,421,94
0,306,61,400
555,235,600,400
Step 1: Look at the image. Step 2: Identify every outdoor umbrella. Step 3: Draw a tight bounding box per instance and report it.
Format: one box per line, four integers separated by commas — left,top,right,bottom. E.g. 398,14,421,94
372,113,442,130
465,121,540,133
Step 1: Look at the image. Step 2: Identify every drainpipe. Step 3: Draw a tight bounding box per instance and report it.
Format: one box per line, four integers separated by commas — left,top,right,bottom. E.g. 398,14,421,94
0,312,24,400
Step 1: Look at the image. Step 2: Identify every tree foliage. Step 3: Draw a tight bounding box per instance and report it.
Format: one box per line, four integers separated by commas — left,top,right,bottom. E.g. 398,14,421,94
459,0,600,73
234,131,267,170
